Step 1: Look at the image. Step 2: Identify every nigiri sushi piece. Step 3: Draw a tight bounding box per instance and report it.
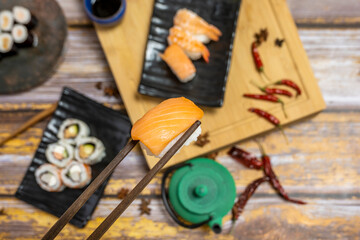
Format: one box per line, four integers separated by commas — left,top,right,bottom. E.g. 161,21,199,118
159,44,196,83
168,26,210,63
131,97,204,158
174,9,222,44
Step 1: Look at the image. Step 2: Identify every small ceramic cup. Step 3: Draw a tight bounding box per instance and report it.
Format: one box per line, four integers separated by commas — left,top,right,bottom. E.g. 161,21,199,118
83,0,126,26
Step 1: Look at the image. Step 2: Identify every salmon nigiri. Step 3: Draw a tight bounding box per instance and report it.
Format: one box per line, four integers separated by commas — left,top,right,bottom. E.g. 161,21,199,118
168,26,210,63
159,44,196,83
131,97,204,158
174,9,222,44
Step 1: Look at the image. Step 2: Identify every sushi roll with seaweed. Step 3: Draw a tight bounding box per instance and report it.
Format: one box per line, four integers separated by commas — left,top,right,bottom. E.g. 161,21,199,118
0,10,14,32
61,161,92,189
35,164,65,192
11,24,38,48
12,6,38,29
0,33,17,57
45,141,74,168
131,97,204,158
57,119,90,145
75,137,106,165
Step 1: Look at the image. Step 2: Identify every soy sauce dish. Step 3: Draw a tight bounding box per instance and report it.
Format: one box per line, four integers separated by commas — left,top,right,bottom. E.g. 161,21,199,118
84,0,126,25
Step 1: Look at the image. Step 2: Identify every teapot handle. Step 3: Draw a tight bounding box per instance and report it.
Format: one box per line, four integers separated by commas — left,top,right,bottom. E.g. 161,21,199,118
161,161,213,229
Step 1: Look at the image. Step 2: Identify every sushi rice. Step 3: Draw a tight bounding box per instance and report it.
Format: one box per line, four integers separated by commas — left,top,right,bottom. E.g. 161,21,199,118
45,140,74,168
57,118,90,145
75,136,106,165
35,164,65,192
140,125,202,158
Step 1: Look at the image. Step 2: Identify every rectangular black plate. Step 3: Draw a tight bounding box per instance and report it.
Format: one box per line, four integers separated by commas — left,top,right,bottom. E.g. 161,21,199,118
15,87,132,228
138,0,241,107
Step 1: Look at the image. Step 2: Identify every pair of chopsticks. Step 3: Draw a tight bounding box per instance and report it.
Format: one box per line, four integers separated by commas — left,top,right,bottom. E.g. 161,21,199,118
0,103,58,147
42,120,201,240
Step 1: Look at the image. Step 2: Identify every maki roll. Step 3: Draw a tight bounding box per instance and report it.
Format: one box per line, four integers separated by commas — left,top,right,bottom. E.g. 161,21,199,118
0,10,14,32
11,24,38,48
57,119,90,145
75,137,106,165
45,141,74,168
0,33,17,57
61,161,92,189
35,164,65,192
12,6,38,29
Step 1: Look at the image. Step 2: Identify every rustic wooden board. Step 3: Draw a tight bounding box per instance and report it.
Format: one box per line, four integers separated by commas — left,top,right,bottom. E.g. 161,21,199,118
95,0,326,168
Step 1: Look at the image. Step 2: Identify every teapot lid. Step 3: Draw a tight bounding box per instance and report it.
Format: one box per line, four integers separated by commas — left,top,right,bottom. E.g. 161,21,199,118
168,158,236,227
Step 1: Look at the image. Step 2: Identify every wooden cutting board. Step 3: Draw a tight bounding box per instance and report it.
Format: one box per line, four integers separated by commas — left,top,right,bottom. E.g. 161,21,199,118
95,0,326,168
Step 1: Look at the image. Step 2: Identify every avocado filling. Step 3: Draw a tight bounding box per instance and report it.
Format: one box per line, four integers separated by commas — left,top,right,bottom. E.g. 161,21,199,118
52,145,68,160
79,143,95,159
64,124,79,139
39,171,57,187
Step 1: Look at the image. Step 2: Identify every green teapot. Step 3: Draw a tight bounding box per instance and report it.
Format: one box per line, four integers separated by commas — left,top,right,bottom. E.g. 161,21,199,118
161,158,236,233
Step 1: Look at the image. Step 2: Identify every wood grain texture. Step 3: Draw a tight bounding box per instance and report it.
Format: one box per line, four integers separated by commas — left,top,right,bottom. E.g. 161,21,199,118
1,28,359,110
57,0,360,26
1,111,359,195
0,198,359,240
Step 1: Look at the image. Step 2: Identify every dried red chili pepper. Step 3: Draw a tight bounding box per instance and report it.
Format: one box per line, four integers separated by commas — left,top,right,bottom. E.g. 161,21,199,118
263,88,292,97
251,41,272,82
248,107,280,125
228,146,263,169
251,42,263,72
273,79,301,97
232,176,269,221
251,80,292,97
256,142,306,205
243,93,288,118
248,108,288,143
243,93,280,103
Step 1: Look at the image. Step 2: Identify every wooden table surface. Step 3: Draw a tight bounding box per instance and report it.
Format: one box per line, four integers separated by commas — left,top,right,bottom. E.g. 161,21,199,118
0,0,359,239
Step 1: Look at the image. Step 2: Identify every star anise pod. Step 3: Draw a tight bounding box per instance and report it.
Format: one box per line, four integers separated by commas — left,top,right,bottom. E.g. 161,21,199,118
254,28,269,45
117,188,129,199
0,208,6,216
275,38,285,47
95,82,102,90
260,28,269,41
195,132,210,147
206,151,218,160
139,199,151,215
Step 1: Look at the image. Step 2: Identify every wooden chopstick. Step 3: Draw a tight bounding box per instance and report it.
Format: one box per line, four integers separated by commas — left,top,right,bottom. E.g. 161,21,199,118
0,103,58,147
87,120,201,240
42,139,139,240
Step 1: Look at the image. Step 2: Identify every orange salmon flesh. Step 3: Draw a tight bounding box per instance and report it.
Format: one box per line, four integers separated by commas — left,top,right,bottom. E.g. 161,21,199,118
131,97,203,156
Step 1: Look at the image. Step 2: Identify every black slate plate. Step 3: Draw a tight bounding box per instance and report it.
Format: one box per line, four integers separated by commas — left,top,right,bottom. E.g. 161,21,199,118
0,0,67,94
15,87,132,228
138,0,241,107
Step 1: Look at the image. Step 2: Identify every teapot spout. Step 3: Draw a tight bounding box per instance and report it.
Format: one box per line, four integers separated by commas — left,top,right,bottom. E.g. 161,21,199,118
209,217,222,234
